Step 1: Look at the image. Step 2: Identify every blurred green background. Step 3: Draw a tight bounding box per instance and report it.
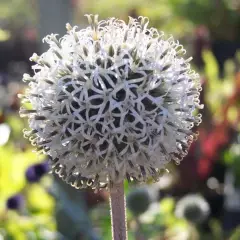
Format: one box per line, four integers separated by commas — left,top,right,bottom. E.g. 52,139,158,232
1,0,240,239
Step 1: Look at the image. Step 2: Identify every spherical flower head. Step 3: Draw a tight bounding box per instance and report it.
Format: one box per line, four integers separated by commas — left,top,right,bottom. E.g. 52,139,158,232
25,161,49,183
19,15,202,189
175,194,210,224
6,194,24,210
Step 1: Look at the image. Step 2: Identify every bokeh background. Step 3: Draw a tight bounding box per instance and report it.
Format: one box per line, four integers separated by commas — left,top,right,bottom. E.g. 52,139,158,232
1,0,240,239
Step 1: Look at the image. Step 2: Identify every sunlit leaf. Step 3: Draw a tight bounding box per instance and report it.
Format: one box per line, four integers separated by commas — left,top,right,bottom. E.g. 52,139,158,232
160,197,175,214
26,184,54,213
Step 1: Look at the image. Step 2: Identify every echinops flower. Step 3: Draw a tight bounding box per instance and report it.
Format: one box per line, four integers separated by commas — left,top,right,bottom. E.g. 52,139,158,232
175,194,210,224
19,15,202,189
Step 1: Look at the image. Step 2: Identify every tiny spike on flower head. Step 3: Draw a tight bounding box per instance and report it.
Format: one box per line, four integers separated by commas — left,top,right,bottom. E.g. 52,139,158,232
20,15,203,189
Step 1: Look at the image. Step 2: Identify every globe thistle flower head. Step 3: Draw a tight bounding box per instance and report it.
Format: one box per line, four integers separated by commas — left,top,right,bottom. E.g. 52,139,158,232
6,194,24,210
19,15,202,189
175,194,210,224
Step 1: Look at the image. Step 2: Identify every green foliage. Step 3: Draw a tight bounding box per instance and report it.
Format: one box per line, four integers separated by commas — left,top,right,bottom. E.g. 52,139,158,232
0,0,36,26
80,0,194,38
230,226,240,240
169,0,240,40
0,146,41,202
92,190,203,239
209,219,223,240
203,50,237,122
80,0,240,40
0,111,56,239
223,143,240,187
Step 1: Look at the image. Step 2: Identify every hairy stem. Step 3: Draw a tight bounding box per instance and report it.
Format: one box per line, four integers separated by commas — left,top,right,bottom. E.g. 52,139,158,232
109,181,127,240
135,218,145,240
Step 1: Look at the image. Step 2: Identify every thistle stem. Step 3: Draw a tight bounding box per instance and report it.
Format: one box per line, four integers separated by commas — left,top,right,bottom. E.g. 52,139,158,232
109,181,127,240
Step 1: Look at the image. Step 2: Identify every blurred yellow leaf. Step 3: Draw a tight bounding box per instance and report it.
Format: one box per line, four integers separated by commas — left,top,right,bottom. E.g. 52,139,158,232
0,28,10,42
26,184,54,213
227,106,238,124
6,114,24,138
160,197,175,214
224,59,235,77
0,146,43,214
203,50,219,87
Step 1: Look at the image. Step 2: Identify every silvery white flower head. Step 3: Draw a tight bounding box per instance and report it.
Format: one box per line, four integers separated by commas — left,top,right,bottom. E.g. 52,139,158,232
19,15,203,189
175,194,210,224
